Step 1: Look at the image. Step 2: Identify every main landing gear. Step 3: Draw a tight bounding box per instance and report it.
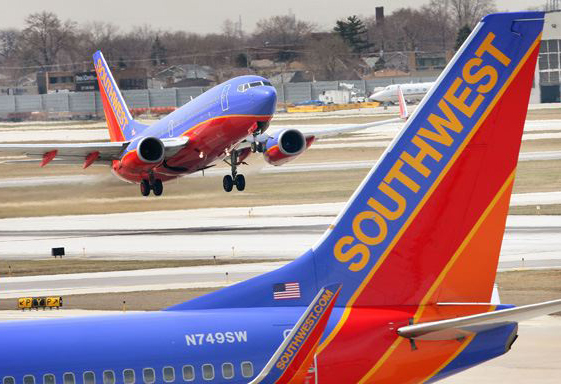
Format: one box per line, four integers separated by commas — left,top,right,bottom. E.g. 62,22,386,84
140,178,163,197
223,150,245,192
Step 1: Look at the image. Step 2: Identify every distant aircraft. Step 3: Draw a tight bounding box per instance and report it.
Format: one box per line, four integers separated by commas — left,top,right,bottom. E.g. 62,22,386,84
1,11,559,384
370,81,435,103
0,53,406,197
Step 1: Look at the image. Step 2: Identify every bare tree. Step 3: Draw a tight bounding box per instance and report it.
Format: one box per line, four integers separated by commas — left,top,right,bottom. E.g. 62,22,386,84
0,29,19,62
305,34,350,80
252,14,315,46
19,11,76,69
449,0,497,29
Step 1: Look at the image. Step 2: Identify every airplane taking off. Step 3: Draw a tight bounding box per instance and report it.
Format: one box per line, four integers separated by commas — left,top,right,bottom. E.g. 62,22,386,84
3,11,561,384
370,82,435,104
0,53,406,197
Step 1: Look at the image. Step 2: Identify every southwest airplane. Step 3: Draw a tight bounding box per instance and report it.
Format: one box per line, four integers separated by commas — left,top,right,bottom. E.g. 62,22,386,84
0,56,406,197
2,11,561,384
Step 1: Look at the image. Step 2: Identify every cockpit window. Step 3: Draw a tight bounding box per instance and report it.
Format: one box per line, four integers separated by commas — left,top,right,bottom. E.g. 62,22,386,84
237,80,273,92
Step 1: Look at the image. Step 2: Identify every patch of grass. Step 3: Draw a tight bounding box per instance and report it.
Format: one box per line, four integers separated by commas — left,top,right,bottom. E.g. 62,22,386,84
509,204,561,215
0,258,284,277
513,160,561,194
497,269,561,312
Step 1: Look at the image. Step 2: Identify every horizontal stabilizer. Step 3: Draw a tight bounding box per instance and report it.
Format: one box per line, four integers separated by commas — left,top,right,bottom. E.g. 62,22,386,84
398,299,561,340
250,283,342,384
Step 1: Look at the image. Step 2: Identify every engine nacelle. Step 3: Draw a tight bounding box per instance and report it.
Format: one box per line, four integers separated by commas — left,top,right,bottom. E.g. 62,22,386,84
263,129,313,166
119,137,165,171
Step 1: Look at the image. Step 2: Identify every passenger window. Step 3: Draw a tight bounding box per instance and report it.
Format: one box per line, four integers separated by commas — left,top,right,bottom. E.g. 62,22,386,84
222,363,234,379
83,372,95,384
24,376,36,384
202,364,214,381
3,377,15,384
43,374,56,384
182,365,195,381
162,367,174,383
102,371,115,384
123,369,135,384
241,362,254,378
142,368,155,384
63,373,75,384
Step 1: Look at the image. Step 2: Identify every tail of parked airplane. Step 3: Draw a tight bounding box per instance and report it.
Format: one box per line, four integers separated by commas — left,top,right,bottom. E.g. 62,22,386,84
171,12,543,315
93,51,147,142
168,13,544,380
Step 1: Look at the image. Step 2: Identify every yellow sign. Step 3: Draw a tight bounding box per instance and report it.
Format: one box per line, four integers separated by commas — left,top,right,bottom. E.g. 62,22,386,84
17,296,62,310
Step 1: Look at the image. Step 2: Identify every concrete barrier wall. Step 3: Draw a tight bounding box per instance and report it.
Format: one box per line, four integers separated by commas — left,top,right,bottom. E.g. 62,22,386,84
0,76,437,117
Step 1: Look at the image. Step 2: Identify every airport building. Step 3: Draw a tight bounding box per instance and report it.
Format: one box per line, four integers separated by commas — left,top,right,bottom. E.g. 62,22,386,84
36,68,148,94
533,9,561,103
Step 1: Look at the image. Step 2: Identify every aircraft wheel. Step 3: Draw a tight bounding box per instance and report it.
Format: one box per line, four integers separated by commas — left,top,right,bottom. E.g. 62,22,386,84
140,179,151,196
235,174,245,191
152,179,163,196
223,175,234,192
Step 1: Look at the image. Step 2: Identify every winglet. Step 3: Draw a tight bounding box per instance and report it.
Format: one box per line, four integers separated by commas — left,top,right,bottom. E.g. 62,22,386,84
249,283,342,384
397,85,408,120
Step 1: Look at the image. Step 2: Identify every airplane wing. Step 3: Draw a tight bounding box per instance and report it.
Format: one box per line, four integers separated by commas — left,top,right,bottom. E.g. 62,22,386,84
239,86,408,154
297,85,408,138
0,137,189,168
398,299,561,341
249,283,342,384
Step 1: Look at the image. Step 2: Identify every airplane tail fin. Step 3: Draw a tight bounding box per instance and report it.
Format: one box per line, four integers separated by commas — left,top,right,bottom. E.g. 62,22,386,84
167,12,544,313
309,11,543,308
397,85,408,120
93,51,147,142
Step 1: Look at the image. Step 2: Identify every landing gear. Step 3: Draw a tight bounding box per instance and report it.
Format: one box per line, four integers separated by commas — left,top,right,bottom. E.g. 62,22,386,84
140,179,150,196
152,179,163,196
222,150,246,192
139,178,163,196
223,175,234,192
235,174,245,191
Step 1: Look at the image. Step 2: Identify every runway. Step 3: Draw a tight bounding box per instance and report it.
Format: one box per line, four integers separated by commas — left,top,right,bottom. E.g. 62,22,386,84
0,201,560,298
0,201,560,259
2,118,561,144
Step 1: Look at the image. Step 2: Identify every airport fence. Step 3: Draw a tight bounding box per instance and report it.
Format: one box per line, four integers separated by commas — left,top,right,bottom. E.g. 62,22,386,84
0,76,437,120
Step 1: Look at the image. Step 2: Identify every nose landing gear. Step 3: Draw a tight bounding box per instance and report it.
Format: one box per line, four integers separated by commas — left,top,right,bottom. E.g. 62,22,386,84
223,150,246,192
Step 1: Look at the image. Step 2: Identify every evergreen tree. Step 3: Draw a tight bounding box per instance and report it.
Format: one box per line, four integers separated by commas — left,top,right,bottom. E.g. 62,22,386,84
235,53,248,68
334,15,373,54
455,24,472,51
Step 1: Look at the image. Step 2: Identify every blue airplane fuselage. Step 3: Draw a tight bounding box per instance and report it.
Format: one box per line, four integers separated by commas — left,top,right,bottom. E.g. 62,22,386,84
114,75,276,183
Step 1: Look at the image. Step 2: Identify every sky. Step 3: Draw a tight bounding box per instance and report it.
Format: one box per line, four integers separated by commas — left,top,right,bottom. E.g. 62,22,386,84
2,0,548,34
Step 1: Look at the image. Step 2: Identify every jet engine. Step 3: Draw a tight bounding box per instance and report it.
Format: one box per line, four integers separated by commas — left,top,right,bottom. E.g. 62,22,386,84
262,129,313,166
120,137,165,170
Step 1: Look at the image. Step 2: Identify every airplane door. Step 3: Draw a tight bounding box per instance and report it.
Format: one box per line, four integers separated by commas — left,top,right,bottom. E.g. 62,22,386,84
221,84,231,112
168,119,176,137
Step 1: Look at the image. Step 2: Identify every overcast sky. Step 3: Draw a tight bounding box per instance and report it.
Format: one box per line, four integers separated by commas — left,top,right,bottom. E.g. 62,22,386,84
3,0,547,34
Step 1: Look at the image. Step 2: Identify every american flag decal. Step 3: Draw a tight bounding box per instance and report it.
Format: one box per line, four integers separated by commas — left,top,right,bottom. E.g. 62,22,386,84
273,282,301,300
